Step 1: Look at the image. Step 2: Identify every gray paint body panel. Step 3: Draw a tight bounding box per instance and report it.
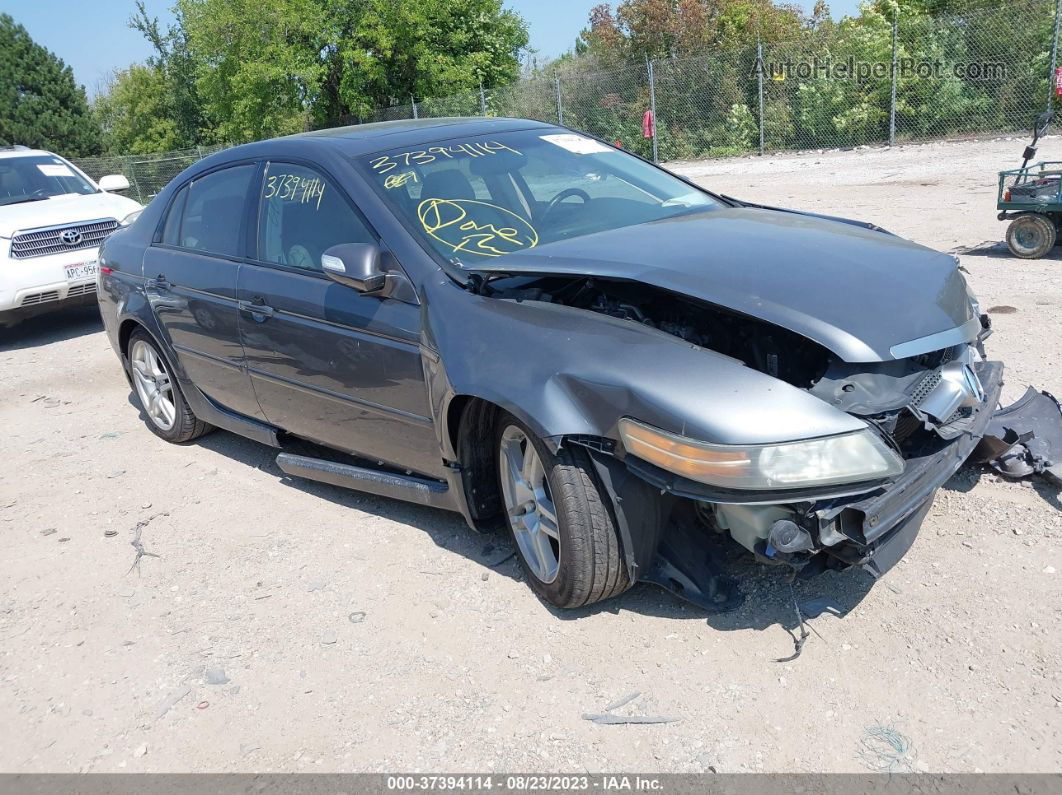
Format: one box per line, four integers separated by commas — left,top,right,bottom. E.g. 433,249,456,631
422,279,866,446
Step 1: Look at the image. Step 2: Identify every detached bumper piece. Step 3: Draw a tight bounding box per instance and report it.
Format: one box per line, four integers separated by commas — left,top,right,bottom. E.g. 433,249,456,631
970,387,1062,487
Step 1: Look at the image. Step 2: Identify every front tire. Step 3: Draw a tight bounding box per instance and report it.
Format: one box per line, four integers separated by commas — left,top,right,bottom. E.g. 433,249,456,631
1006,214,1056,259
495,414,630,608
128,329,212,444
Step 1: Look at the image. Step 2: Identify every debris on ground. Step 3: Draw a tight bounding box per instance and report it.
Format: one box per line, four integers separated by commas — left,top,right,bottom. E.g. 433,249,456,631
204,668,229,685
582,692,680,725
155,686,190,720
127,512,168,575
775,583,815,663
582,712,681,725
348,611,366,624
856,724,917,772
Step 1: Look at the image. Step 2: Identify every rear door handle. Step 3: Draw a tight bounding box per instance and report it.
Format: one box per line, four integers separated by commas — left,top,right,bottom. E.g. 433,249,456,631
239,298,274,320
151,273,170,290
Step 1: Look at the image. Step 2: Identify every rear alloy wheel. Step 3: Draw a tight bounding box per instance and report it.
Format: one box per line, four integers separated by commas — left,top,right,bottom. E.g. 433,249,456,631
128,329,212,444
496,415,630,608
1006,214,1056,259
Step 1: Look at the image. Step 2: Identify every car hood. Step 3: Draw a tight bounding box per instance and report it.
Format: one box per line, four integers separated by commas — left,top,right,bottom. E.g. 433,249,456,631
470,207,977,362
0,192,141,239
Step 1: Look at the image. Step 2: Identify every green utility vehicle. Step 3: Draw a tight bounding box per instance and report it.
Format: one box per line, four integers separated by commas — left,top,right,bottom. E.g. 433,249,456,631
998,111,1062,258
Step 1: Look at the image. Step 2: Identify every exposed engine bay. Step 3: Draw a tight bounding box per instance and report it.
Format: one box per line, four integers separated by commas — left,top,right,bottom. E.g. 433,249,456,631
489,275,833,388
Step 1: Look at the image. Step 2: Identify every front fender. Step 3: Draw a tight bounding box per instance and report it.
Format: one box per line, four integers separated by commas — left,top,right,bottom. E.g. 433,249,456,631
424,279,865,449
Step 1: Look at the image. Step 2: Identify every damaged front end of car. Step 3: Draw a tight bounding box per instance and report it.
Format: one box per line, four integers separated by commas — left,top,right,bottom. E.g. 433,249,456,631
435,207,1059,613
500,282,1005,611
450,276,1015,612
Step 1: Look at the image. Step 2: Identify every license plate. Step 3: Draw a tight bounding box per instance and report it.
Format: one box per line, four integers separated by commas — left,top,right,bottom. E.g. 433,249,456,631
66,260,98,281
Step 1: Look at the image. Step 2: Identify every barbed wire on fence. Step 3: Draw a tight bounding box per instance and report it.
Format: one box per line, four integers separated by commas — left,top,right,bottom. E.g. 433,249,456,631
73,0,1060,201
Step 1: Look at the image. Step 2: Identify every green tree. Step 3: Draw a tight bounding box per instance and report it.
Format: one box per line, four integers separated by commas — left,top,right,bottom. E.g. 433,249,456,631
177,0,329,143
175,0,529,142
0,14,101,156
129,0,208,147
94,65,181,154
325,0,529,121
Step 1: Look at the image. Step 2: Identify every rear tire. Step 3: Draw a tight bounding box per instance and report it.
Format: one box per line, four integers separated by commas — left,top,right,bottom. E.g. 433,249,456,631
128,329,212,444
1006,214,1056,259
495,413,630,608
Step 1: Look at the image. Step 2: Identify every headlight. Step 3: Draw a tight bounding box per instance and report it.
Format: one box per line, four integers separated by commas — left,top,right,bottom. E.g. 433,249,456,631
618,418,903,490
119,210,143,227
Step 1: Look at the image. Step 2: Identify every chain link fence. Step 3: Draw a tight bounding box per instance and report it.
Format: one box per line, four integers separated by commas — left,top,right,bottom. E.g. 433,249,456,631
73,0,1061,198
72,145,227,204
354,0,1059,162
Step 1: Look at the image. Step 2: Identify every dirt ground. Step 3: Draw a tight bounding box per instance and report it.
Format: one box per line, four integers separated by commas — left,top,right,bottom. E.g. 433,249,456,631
1,136,1060,774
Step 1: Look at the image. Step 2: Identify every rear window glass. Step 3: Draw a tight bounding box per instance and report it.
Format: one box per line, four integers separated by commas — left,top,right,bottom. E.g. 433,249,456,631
175,165,255,257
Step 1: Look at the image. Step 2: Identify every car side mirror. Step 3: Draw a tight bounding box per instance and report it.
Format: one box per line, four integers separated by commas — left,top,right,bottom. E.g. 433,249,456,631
99,174,131,192
321,243,388,294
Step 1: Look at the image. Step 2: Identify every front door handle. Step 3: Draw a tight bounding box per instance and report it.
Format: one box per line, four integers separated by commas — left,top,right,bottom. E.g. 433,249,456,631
239,298,274,320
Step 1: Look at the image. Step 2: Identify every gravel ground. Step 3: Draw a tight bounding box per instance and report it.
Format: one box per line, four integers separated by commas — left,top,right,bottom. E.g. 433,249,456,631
1,136,1060,774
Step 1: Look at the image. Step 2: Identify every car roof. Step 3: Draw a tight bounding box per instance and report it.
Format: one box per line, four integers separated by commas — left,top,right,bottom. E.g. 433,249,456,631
214,117,559,162
0,147,56,160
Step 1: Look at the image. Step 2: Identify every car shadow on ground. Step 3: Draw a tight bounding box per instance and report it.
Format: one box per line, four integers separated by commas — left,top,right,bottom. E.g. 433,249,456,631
148,416,881,638
955,239,1062,261
0,305,103,351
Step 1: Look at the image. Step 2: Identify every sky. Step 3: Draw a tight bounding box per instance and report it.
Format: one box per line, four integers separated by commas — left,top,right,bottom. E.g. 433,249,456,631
1,0,862,98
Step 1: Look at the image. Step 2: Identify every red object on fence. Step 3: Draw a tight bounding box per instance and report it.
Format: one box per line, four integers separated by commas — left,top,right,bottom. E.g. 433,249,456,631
1056,66,1062,99
642,109,655,139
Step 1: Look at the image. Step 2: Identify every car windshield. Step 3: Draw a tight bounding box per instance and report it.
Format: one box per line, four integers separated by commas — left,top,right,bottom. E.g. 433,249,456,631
355,129,719,264
0,155,97,206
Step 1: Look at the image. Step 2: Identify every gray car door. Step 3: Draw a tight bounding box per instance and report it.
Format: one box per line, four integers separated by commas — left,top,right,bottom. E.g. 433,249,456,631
236,160,442,478
144,163,265,420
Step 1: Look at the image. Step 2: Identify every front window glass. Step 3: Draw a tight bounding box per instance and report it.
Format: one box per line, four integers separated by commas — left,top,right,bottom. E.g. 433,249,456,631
256,162,374,271
0,155,97,206
355,130,718,264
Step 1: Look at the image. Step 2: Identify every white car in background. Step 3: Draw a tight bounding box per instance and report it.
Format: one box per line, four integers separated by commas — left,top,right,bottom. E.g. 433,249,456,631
0,145,142,328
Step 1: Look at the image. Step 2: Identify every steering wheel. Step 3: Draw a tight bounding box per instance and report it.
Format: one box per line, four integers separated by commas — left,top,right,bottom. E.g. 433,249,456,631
542,187,591,220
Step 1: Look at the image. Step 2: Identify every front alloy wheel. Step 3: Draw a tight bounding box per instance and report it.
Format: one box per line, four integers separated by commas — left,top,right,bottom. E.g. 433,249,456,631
495,414,631,608
499,425,562,583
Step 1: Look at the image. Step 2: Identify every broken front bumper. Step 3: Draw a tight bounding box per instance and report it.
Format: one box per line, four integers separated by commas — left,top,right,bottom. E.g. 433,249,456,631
816,360,1004,577
601,361,1006,614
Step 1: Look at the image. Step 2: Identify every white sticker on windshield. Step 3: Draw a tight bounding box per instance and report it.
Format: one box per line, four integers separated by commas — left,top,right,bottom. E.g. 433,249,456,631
540,133,611,154
37,164,75,178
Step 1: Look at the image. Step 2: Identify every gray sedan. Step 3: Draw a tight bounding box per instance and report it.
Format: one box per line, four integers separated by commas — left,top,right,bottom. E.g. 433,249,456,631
97,117,1003,611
